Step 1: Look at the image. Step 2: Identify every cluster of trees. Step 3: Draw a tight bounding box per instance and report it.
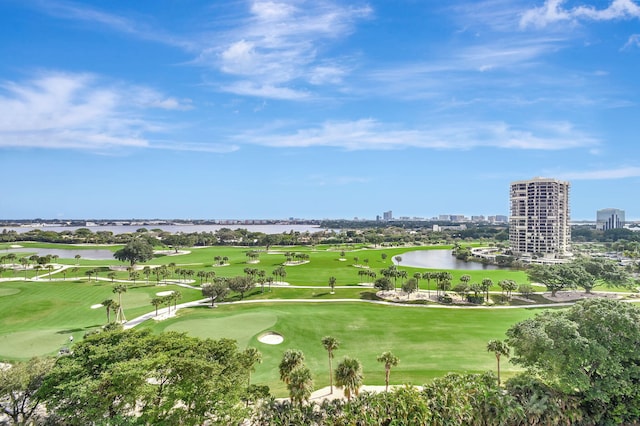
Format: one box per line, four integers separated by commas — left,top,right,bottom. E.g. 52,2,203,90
527,256,632,296
3,299,640,425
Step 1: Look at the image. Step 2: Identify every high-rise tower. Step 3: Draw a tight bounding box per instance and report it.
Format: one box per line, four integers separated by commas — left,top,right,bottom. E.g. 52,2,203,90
596,208,625,231
509,177,571,257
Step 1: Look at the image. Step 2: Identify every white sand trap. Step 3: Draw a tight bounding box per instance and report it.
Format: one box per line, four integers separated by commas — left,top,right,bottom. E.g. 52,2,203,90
156,291,175,296
91,304,104,309
258,332,284,345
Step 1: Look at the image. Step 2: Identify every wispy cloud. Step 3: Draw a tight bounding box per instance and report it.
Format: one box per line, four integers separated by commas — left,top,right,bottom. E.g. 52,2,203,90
559,166,640,180
622,33,640,49
236,118,598,151
0,72,193,151
521,0,640,28
30,0,195,49
307,174,370,186
197,0,372,98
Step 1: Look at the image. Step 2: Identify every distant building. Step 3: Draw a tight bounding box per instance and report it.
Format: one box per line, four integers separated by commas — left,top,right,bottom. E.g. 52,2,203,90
438,215,451,221
471,215,486,222
383,211,393,221
596,208,625,231
509,177,571,257
495,215,508,223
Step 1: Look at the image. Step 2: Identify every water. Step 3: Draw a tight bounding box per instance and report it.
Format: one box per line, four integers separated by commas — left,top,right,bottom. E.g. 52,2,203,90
2,224,330,235
2,247,115,260
396,249,502,270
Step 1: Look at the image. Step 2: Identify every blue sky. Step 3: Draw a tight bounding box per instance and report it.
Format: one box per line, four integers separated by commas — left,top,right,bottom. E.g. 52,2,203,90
1,0,640,221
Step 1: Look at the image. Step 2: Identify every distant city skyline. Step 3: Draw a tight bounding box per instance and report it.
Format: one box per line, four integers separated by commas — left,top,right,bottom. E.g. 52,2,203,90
1,1,640,220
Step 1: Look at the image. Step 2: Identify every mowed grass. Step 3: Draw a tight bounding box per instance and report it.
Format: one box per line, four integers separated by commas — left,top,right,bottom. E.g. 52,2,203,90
140,302,543,396
0,280,202,360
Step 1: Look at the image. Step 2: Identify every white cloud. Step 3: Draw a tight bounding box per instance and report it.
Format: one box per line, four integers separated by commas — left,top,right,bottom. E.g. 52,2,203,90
559,166,640,180
236,118,599,151
307,174,370,186
521,0,640,28
198,0,372,98
0,72,192,151
31,0,194,49
622,33,640,49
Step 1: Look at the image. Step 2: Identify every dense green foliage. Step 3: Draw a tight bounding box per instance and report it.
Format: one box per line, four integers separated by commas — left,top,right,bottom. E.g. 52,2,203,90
39,329,249,425
507,298,640,425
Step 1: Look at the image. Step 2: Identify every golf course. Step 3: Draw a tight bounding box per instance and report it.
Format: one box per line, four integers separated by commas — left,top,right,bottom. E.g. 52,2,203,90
0,240,596,395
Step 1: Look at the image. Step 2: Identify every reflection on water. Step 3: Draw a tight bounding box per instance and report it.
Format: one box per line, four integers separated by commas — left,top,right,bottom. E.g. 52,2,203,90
397,249,502,270
3,248,114,260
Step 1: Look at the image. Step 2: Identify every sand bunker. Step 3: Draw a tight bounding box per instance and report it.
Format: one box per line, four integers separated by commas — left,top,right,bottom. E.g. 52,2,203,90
156,291,175,296
258,331,284,345
90,304,104,309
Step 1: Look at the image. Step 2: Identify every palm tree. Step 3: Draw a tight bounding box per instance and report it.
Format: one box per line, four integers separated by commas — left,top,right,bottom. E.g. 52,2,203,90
101,299,114,323
335,356,363,401
394,255,402,267
328,276,337,294
241,347,263,387
287,366,313,406
321,336,340,394
151,297,163,316
107,271,116,283
46,264,54,280
172,290,182,309
84,269,94,282
377,351,399,392
487,339,510,385
279,349,305,385
413,272,422,292
74,254,81,265
481,278,493,302
113,284,127,323
381,253,388,263
142,266,151,284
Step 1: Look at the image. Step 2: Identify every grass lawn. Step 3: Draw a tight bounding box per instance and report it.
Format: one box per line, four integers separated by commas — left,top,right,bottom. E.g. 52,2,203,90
140,302,543,396
0,280,201,360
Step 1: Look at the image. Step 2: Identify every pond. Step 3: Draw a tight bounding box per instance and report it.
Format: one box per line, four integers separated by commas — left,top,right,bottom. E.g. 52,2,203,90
395,249,503,270
3,247,115,260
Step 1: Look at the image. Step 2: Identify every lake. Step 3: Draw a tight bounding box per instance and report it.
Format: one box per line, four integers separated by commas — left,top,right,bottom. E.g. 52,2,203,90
2,247,115,260
396,249,502,270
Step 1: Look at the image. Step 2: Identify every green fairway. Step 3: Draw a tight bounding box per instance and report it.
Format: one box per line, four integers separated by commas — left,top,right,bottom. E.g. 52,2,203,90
140,302,543,395
0,280,202,360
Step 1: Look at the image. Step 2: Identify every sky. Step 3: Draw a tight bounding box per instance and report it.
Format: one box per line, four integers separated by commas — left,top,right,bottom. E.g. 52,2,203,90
1,0,640,221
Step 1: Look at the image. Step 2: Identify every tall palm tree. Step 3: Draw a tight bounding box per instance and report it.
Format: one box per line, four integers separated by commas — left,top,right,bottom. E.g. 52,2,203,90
241,347,262,387
413,273,422,292
482,278,493,302
142,266,151,284
113,284,127,323
328,276,337,294
151,297,163,316
487,339,510,385
46,264,54,280
74,254,81,265
335,356,363,401
321,336,340,394
377,351,399,392
279,349,305,385
101,299,114,323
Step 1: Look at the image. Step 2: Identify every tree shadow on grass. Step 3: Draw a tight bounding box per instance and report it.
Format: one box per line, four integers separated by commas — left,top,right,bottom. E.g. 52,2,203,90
312,292,329,297
57,325,99,334
359,291,382,301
